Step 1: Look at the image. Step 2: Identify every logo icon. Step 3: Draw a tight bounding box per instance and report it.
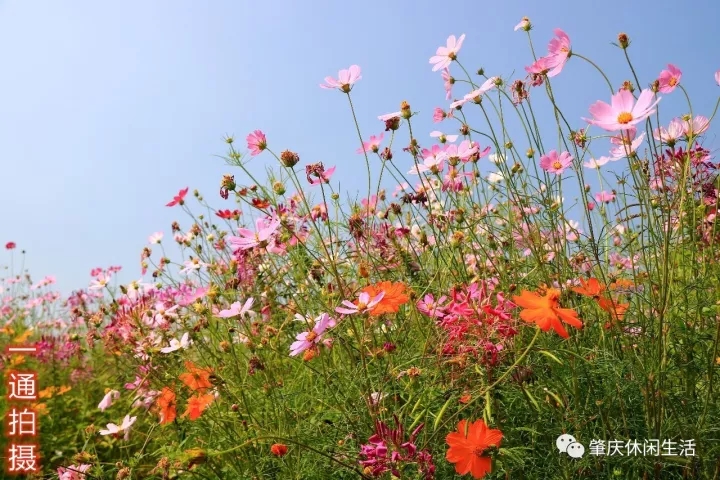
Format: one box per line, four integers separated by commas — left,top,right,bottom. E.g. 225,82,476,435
556,434,585,458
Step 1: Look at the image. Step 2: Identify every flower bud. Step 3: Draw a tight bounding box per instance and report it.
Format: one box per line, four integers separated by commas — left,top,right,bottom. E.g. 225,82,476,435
273,181,286,195
618,33,629,49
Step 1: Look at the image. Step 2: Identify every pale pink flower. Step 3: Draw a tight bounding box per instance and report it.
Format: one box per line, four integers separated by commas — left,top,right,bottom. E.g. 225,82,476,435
594,191,615,203
449,77,498,108
246,130,267,156
148,232,163,244
514,17,531,31
160,332,192,353
289,313,336,356
441,69,453,99
227,216,282,252
88,274,111,291
217,297,255,319
320,65,362,92
658,64,681,93
335,292,385,315
378,112,401,121
584,156,611,169
584,89,660,131
654,118,685,145
357,133,384,154
682,115,710,137
609,128,646,159
715,70,720,86
98,390,120,411
539,150,573,175
393,182,409,197
429,34,466,72
99,414,136,441
430,130,458,143
180,258,209,274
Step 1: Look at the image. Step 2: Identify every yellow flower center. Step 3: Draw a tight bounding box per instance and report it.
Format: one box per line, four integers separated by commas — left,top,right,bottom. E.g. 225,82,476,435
552,161,563,170
669,77,677,87
617,112,633,124
357,302,368,311
305,331,318,342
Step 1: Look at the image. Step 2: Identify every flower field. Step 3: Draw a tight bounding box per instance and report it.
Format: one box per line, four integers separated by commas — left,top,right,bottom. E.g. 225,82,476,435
2,17,720,479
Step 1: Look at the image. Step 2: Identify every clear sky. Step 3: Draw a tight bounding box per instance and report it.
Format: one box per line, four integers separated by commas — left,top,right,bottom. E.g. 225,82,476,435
1,0,718,295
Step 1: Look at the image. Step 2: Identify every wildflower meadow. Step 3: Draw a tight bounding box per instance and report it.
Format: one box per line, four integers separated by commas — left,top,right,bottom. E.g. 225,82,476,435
3,14,720,480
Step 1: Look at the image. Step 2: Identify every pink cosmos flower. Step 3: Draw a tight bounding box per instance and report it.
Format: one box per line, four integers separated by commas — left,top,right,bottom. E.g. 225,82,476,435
445,140,481,163
335,292,385,315
5,242,16,250
98,390,120,411
654,118,685,145
539,150,573,175
217,297,255,318
584,89,660,131
180,258,209,274
227,216,282,252
320,65,362,93
526,29,571,77
609,128,646,159
357,133,384,154
99,414,136,441
594,191,616,203
432,107,447,123
658,64,681,93
715,70,720,86
57,464,91,480
289,313,336,357
429,34,466,72
682,115,710,137
544,28,572,77
246,130,267,156
166,187,189,207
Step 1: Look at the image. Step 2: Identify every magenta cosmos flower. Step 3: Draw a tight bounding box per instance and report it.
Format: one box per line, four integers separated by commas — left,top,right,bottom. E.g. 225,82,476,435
540,150,573,175
166,187,189,207
429,34,466,72
246,130,267,156
320,65,362,93
584,89,660,131
658,64,681,93
289,313,336,357
227,216,281,252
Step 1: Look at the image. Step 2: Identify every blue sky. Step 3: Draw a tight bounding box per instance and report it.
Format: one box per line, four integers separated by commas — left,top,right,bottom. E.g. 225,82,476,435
1,0,718,295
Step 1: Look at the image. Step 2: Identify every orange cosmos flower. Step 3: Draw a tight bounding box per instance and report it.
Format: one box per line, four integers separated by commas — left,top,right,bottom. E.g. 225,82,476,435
182,393,214,420
513,288,583,338
157,387,177,425
361,281,409,315
179,361,213,392
597,296,629,322
571,277,605,298
270,443,288,457
446,419,503,479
